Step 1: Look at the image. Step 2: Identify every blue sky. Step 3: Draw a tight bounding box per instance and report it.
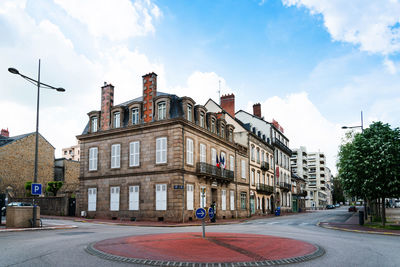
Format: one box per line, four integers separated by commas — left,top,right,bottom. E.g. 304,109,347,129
1,0,400,174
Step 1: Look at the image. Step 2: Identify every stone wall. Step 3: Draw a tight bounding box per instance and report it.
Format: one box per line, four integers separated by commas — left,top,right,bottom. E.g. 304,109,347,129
11,196,69,216
0,133,55,196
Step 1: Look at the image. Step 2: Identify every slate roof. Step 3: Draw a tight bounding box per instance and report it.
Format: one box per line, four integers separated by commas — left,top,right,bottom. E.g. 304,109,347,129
0,132,55,149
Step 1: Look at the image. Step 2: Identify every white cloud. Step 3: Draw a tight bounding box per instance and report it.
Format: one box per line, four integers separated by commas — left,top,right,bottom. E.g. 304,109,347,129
282,0,400,55
54,0,161,41
170,71,234,105
247,92,342,174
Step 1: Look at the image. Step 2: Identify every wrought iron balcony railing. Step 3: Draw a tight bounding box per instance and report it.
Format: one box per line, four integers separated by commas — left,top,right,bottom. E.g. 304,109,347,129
278,182,291,191
196,162,234,182
256,183,274,194
260,161,270,171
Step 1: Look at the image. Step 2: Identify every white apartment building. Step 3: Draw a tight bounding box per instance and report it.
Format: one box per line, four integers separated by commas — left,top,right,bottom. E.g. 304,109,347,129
307,152,328,209
62,142,80,161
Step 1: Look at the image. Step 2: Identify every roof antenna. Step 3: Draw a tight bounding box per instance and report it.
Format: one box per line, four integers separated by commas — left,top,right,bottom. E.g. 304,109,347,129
218,80,221,104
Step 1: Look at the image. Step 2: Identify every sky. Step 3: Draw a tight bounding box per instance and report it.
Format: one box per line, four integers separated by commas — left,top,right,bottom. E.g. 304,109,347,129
1,0,400,175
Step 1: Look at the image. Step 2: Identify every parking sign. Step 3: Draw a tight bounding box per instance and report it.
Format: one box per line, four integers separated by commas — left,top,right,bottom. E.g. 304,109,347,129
31,183,42,195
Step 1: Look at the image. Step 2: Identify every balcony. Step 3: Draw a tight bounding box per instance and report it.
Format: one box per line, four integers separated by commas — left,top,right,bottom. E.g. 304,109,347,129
260,161,270,171
196,162,234,183
256,183,274,194
278,182,291,191
272,138,292,156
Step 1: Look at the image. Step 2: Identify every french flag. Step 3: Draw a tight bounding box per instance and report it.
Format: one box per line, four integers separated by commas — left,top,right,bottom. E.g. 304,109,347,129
220,154,226,169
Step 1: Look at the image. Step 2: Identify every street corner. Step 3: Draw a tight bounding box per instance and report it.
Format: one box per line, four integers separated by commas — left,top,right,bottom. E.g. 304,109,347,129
86,232,325,266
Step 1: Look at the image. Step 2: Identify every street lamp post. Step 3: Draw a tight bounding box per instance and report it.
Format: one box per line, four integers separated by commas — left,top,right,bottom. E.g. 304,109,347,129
8,59,65,227
341,111,367,219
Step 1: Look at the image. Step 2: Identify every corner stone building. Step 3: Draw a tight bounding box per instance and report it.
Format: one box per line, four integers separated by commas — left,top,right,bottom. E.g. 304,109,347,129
77,73,249,222
0,131,55,197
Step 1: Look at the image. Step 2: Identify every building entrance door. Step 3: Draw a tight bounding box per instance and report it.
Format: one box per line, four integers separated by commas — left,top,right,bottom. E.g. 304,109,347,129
250,196,255,215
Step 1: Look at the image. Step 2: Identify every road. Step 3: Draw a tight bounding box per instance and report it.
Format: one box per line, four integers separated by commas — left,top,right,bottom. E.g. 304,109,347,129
0,207,399,266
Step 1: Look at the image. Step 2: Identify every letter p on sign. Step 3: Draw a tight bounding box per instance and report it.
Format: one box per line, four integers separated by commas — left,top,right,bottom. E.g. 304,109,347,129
31,183,42,195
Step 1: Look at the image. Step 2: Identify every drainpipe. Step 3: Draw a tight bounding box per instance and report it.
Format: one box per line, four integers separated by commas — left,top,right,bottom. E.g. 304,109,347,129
248,136,251,218
182,124,185,223
235,149,238,219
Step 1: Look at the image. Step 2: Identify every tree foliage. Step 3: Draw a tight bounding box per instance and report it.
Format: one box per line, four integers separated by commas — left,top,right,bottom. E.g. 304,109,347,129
46,181,64,196
337,121,400,225
332,178,345,204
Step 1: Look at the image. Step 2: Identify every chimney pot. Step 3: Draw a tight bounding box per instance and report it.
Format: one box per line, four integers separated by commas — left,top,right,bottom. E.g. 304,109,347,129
253,103,261,118
220,93,235,118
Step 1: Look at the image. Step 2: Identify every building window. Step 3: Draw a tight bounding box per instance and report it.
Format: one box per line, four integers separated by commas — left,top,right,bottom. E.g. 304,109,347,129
156,137,167,164
158,102,166,120
211,118,216,133
229,129,233,142
200,143,206,163
251,169,255,185
251,146,255,161
89,147,98,171
200,112,205,127
241,159,246,179
132,108,139,125
110,186,120,211
221,190,226,210
240,192,247,210
256,148,260,163
88,188,96,211
111,144,120,168
200,186,206,208
230,190,235,210
187,104,192,122
156,184,167,210
221,152,226,168
257,172,260,185
129,141,140,167
230,155,234,171
187,184,194,210
211,148,217,166
91,117,98,132
114,112,120,128
186,138,194,165
261,150,264,162
129,186,139,210
221,126,225,139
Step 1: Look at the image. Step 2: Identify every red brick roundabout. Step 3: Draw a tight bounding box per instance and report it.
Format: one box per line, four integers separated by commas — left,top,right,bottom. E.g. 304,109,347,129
86,232,325,266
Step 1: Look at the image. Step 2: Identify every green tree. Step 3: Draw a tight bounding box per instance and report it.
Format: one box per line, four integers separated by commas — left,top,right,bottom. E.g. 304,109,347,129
25,181,32,197
332,177,345,204
46,181,64,196
338,122,400,226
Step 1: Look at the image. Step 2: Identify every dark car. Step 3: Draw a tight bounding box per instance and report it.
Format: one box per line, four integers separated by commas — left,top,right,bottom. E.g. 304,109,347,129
1,202,33,216
326,205,335,209
348,206,357,212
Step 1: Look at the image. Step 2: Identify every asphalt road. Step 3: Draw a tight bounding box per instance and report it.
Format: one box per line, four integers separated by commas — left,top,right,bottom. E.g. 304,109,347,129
0,207,399,266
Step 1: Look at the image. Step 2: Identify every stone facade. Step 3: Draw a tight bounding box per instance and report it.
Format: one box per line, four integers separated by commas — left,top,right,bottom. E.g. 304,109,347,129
77,74,250,222
0,133,55,197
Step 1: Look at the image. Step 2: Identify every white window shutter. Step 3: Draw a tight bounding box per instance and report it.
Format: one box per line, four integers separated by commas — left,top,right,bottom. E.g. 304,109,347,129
156,184,167,210
110,186,120,211
88,188,96,211
230,191,235,210
187,184,193,210
222,190,226,210
129,186,139,210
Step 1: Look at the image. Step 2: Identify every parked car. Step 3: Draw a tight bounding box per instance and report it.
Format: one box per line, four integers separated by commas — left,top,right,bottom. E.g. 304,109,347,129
326,205,335,209
1,202,33,216
395,200,400,208
335,203,340,207
348,206,357,212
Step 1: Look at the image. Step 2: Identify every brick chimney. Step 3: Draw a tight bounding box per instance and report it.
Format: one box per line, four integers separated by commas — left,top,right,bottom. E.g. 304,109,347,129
100,82,114,131
1,128,9,137
220,94,235,118
253,103,261,118
142,72,157,123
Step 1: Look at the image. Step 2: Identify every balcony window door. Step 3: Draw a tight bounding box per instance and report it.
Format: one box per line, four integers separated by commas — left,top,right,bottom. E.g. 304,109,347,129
158,102,166,120
114,112,120,128
132,108,139,125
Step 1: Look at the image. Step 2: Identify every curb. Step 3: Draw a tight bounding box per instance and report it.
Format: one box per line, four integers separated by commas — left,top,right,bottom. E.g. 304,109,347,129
317,222,400,236
86,241,325,266
0,225,78,232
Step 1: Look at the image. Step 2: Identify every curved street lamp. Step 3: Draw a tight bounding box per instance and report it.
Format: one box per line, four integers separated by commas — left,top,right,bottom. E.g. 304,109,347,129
8,59,65,227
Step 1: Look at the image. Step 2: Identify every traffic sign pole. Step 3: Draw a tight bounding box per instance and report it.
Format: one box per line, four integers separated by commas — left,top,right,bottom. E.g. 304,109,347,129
202,219,205,238
195,208,207,238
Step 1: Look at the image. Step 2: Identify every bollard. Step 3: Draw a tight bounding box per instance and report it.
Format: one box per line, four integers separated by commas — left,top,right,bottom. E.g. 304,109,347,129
359,211,364,225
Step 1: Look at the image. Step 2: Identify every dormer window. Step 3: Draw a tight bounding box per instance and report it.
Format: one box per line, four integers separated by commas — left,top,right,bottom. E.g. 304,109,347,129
229,129,233,142
132,108,139,125
200,112,205,128
114,112,120,128
211,118,216,133
158,102,166,120
187,104,192,122
221,125,225,139
91,117,98,132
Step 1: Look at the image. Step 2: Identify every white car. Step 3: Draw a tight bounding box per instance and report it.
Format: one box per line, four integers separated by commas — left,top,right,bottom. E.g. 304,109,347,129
395,201,400,208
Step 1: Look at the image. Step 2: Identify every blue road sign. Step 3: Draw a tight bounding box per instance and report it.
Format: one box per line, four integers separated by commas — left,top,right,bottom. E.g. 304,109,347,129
208,207,215,219
195,208,206,219
31,183,42,195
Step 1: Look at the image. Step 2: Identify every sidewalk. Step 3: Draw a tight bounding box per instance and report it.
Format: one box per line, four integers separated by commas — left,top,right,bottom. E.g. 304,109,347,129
319,208,400,236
